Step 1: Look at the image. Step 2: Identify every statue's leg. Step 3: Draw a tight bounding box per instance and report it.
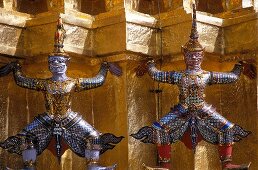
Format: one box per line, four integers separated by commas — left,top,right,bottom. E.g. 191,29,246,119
0,113,52,155
218,145,251,170
132,104,189,169
157,143,171,169
63,112,123,157
62,112,101,157
197,104,251,169
154,104,189,169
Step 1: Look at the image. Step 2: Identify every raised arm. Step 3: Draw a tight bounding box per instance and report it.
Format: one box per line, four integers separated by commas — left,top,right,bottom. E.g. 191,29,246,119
75,62,109,91
147,61,181,84
0,62,45,91
14,63,45,90
209,63,242,84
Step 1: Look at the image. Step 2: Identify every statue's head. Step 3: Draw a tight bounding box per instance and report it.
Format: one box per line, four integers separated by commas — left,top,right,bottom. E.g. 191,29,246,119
181,3,204,71
48,17,70,75
48,56,69,74
182,41,204,70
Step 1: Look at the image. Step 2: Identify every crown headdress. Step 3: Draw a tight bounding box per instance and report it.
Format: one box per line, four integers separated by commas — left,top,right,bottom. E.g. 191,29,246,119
182,3,203,52
49,17,70,59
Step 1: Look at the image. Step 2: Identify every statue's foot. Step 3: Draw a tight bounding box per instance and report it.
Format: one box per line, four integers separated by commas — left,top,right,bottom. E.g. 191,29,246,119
223,162,251,170
88,163,117,170
142,163,169,170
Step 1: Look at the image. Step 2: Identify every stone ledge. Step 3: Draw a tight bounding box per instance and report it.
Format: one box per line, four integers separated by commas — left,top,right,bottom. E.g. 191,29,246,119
125,9,157,28
197,7,258,27
26,10,94,29
0,8,30,28
0,7,256,61
0,44,26,57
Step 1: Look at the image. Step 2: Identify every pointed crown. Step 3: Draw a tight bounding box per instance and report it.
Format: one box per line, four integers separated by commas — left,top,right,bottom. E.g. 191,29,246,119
49,17,70,59
182,3,203,53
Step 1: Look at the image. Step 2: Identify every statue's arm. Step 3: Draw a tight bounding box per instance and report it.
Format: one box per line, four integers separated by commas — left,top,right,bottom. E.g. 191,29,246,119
75,63,109,91
0,62,45,91
13,63,45,91
209,63,242,84
148,61,181,84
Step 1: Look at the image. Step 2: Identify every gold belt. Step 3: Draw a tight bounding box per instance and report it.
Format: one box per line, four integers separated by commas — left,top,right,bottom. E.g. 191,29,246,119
181,102,204,111
47,108,72,121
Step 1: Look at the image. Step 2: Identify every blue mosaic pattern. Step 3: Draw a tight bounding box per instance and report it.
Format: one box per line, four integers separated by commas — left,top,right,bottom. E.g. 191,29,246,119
13,67,45,91
76,64,108,91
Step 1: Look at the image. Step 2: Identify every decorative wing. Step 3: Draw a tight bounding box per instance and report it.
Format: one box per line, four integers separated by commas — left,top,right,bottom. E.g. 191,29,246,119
130,126,156,144
0,135,23,155
99,133,124,154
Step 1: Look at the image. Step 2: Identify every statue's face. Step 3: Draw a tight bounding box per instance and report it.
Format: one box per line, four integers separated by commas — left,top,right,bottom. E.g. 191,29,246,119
48,56,68,74
184,51,203,69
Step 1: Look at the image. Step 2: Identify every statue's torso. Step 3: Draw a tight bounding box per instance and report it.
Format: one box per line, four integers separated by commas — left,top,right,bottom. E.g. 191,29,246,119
178,71,210,109
44,78,77,119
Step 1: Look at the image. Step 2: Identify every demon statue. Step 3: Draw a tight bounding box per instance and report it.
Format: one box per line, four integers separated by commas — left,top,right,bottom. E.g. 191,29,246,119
0,18,123,169
131,4,256,170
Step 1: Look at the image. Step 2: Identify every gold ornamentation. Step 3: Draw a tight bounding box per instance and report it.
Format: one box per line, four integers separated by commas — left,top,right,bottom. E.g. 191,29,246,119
24,160,35,168
158,157,171,163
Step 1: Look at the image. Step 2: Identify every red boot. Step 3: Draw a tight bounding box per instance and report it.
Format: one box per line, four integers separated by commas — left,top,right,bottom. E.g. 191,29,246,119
218,145,251,170
157,144,171,169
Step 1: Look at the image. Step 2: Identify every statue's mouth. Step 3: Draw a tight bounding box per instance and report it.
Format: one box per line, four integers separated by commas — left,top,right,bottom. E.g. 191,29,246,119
50,64,65,72
187,61,201,66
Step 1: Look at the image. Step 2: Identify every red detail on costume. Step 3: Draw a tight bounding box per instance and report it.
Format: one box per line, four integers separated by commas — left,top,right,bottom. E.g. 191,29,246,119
157,144,171,169
55,32,59,40
47,137,69,157
218,145,247,169
157,144,171,158
181,129,203,149
218,145,232,157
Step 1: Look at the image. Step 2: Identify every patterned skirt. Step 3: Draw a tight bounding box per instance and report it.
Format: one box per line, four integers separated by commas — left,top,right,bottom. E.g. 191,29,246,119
0,112,123,159
131,103,251,150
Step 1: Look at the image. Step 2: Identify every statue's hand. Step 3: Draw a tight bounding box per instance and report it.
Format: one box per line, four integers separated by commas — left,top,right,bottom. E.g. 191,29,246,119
0,61,20,77
11,61,21,70
106,62,122,77
135,58,154,77
101,62,110,70
239,59,256,79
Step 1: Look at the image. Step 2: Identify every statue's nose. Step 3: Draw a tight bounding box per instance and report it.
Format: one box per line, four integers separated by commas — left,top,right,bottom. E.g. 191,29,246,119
53,60,59,64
